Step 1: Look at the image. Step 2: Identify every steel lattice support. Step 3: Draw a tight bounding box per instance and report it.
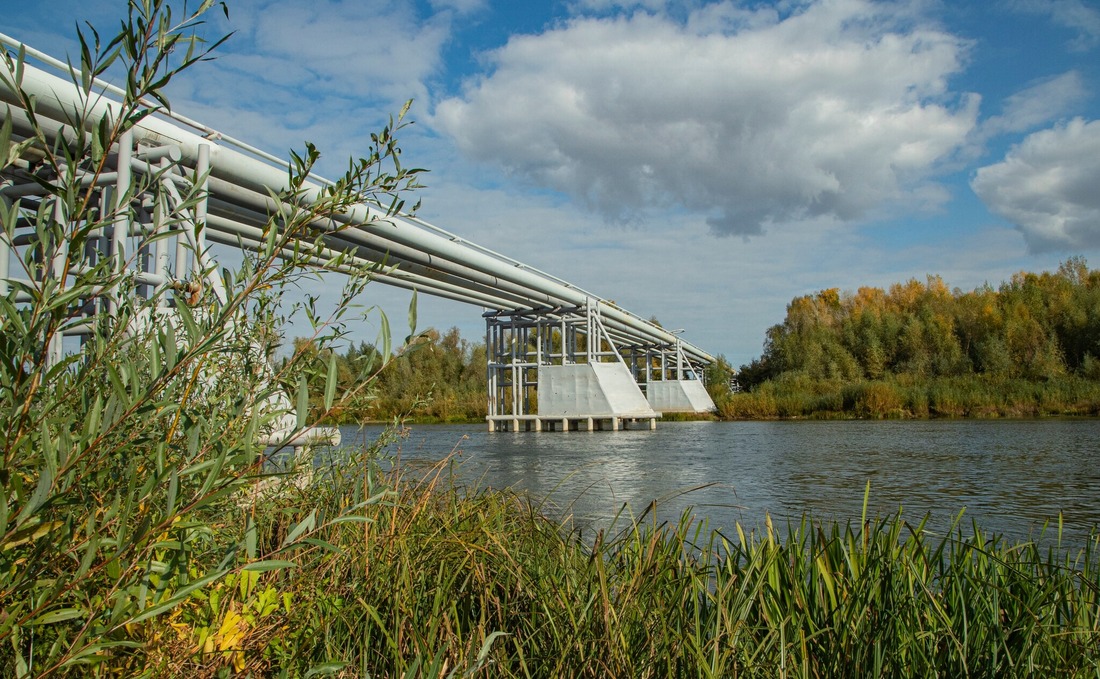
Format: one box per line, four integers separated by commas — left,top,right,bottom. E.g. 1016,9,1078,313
0,127,332,449
0,132,224,335
623,339,708,391
485,301,665,432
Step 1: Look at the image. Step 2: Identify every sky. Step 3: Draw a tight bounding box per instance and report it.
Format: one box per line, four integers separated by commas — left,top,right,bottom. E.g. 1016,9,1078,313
5,0,1100,365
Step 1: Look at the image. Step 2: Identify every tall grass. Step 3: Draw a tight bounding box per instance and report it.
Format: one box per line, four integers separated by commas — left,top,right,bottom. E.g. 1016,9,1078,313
152,448,1100,677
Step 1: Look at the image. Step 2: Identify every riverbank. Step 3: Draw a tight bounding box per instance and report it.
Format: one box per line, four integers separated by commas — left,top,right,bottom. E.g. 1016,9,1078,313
717,374,1100,419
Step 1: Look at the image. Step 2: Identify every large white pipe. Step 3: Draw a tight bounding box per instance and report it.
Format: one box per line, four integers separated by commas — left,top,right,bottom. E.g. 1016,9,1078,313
0,51,715,364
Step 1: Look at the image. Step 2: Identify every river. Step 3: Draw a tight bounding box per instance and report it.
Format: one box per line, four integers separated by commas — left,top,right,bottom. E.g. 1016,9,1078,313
334,419,1100,547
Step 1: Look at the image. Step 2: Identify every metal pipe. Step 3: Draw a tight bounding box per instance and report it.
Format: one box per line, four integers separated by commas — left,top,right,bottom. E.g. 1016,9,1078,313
200,221,522,309
110,130,132,316
0,193,9,296
201,188,566,310
201,183,569,309
0,32,296,170
0,171,120,198
135,144,182,163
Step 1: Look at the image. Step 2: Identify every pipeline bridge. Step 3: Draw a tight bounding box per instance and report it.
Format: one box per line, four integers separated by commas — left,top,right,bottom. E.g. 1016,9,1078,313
0,37,716,435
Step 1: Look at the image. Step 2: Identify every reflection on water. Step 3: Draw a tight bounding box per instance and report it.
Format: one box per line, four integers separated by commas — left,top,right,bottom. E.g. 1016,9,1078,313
336,419,1100,547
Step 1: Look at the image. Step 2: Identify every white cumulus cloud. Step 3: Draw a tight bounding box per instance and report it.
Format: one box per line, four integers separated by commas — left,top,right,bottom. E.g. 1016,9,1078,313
972,117,1100,252
222,0,449,106
980,71,1088,138
433,0,979,235
161,0,458,177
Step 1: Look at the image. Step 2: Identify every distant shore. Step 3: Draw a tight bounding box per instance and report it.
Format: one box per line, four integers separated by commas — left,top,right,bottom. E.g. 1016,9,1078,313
714,374,1100,420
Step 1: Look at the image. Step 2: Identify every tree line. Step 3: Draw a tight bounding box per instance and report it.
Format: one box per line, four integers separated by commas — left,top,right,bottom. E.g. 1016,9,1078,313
716,258,1100,418
738,257,1100,388
294,326,488,423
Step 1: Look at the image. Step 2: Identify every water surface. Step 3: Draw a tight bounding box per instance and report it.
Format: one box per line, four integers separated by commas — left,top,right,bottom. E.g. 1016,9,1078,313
336,419,1100,546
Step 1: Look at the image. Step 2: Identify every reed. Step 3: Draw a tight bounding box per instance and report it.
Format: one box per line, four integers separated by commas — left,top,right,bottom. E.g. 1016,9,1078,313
160,451,1100,677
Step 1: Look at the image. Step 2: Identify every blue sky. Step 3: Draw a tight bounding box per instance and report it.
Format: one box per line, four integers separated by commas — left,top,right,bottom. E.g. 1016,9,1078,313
6,0,1100,365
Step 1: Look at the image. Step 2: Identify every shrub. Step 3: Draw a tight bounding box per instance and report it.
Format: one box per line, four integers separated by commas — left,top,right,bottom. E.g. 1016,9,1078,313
857,381,904,417
0,2,422,673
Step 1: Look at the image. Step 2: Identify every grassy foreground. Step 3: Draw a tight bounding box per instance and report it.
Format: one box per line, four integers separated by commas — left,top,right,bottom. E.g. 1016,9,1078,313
125,447,1099,677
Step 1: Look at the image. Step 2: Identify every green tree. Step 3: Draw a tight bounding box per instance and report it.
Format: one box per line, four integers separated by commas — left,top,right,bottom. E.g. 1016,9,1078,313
739,260,1099,394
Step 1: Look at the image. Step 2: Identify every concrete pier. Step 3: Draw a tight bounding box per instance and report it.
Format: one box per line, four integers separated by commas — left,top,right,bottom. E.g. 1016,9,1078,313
486,414,659,432
646,379,716,413
537,363,658,421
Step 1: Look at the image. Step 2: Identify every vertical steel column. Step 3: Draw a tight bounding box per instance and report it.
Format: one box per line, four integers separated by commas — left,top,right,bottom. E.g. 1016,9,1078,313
153,157,171,308
47,168,68,366
174,162,189,278
496,318,505,421
585,299,593,364
88,186,107,266
194,143,212,300
195,144,210,251
522,324,532,418
510,316,520,423
83,184,113,324
563,314,570,364
485,315,494,431
110,130,132,317
174,234,189,281
0,185,9,296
